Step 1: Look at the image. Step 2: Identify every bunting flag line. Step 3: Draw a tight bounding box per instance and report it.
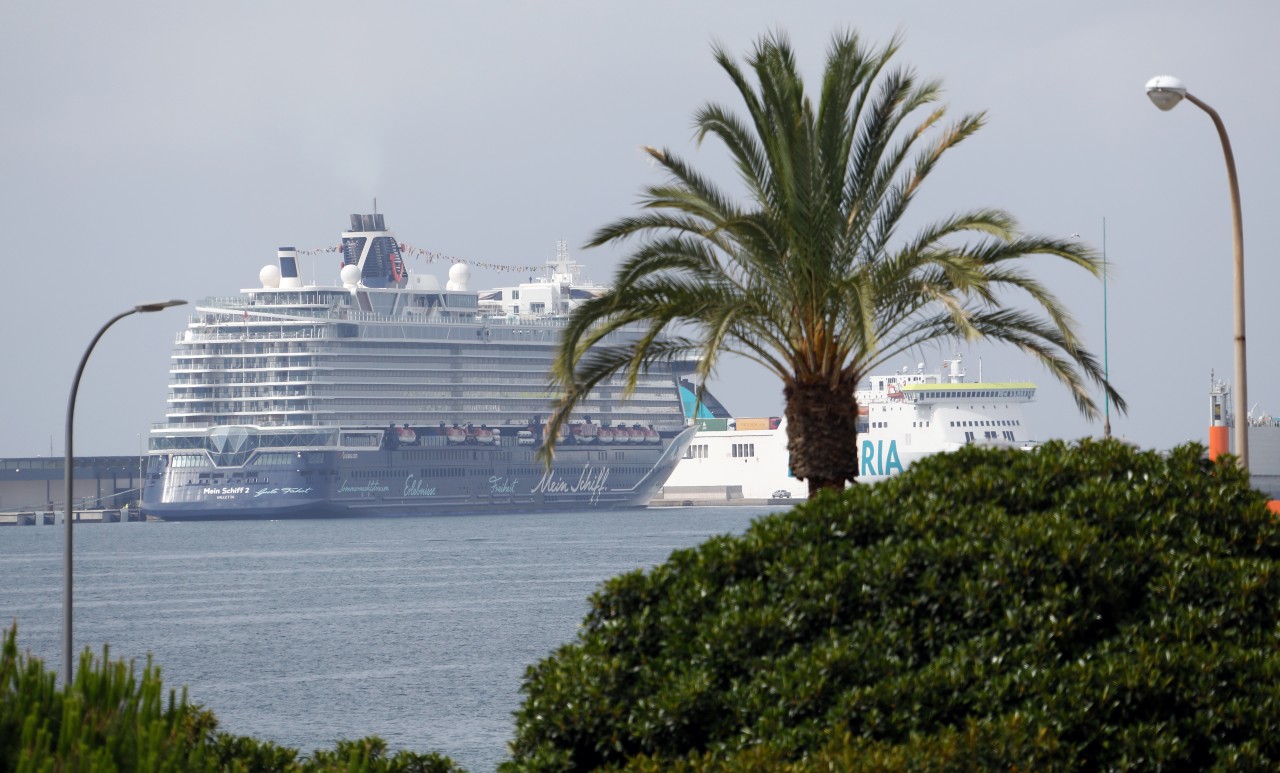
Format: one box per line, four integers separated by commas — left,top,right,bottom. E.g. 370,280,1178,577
293,243,546,273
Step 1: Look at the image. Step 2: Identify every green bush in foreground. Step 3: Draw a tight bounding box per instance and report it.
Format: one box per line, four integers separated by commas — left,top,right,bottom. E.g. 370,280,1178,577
0,625,465,772
504,440,1280,771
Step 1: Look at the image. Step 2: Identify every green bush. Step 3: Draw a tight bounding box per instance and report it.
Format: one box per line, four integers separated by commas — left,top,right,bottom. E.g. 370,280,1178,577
503,440,1280,771
0,625,465,772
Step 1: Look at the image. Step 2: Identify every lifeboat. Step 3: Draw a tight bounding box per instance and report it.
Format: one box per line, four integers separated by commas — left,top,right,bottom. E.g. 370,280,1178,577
641,426,660,444
446,426,468,445
597,427,614,444
571,423,598,444
396,426,417,444
474,426,495,445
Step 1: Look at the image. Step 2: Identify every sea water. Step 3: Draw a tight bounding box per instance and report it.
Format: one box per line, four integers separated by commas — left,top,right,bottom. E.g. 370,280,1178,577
0,507,777,771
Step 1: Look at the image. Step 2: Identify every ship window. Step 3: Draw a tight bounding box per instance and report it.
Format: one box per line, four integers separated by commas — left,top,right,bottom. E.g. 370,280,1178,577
250,453,295,466
170,454,210,468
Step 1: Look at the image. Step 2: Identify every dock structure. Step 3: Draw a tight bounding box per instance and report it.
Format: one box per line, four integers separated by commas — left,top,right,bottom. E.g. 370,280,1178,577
0,455,147,523
0,508,149,526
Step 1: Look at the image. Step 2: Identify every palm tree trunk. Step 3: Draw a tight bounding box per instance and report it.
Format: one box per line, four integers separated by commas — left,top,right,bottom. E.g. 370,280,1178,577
784,377,860,496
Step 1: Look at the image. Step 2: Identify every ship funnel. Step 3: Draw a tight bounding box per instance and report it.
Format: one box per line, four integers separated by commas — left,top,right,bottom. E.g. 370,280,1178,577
340,214,405,289
278,247,302,288
347,213,388,232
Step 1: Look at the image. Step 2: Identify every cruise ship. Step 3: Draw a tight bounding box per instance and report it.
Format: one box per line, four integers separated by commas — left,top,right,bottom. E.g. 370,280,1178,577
659,356,1037,502
140,214,695,520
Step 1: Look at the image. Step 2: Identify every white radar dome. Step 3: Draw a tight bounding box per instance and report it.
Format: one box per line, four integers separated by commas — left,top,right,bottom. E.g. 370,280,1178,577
447,263,471,290
340,264,361,288
259,265,281,288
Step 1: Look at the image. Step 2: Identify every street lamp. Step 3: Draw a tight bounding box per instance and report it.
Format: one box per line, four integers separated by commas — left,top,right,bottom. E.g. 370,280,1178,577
64,299,185,685
1145,75,1248,469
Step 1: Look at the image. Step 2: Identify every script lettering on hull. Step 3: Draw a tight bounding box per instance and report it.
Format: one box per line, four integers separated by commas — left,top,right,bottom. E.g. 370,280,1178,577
337,480,390,496
489,476,518,494
403,475,437,497
531,465,612,505
251,486,315,498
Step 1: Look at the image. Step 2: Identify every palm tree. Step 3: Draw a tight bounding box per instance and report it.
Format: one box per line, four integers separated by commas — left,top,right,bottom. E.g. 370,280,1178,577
545,29,1124,496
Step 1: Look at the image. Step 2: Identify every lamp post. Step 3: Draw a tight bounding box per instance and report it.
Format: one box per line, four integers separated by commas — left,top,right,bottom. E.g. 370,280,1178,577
1102,217,1111,439
1145,75,1247,469
64,300,185,685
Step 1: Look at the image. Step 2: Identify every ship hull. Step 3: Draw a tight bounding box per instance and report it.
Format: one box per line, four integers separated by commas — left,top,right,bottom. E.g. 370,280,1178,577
142,427,694,521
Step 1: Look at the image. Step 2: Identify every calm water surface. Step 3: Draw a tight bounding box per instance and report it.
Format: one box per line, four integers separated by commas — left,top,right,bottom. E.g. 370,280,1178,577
0,507,778,771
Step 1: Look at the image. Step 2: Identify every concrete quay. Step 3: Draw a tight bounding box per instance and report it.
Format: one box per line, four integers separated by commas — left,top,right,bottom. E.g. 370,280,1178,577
0,509,147,526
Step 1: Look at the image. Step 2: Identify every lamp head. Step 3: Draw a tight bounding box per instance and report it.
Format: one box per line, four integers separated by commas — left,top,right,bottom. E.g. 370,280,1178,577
1146,75,1187,111
135,299,187,313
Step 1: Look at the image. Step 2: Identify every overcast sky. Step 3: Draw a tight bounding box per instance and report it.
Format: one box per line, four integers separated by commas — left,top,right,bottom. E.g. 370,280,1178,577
3,1,1277,459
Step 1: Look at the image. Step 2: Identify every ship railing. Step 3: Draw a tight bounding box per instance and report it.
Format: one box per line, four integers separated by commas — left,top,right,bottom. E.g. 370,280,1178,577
151,419,331,430
181,308,645,335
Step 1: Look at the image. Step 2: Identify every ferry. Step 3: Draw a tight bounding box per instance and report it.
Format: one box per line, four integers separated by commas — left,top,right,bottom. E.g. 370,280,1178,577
659,356,1037,502
140,214,695,520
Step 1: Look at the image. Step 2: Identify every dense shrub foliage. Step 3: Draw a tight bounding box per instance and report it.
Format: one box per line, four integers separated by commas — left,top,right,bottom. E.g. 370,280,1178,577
0,626,465,772
504,440,1280,771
